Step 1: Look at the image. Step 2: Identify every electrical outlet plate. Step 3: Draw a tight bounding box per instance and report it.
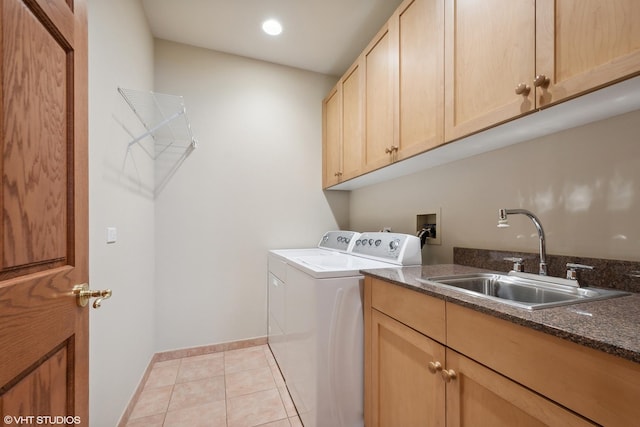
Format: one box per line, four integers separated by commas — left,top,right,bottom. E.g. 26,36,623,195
417,208,441,245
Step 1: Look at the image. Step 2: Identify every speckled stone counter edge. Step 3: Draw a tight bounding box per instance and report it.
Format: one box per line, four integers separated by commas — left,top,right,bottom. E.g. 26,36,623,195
361,264,640,364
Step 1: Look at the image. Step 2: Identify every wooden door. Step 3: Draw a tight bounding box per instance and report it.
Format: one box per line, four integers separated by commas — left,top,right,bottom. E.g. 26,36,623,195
394,0,444,160
322,84,342,188
445,350,595,427
444,0,536,142
370,309,446,427
364,23,395,172
0,0,89,423
536,0,640,107
340,59,364,181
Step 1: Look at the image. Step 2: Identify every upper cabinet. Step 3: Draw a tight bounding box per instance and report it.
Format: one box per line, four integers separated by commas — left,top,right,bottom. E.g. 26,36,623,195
444,0,537,141
363,0,445,173
342,59,365,181
394,0,445,161
445,0,640,141
536,0,640,107
322,84,342,188
322,59,365,189
323,0,640,189
364,23,395,172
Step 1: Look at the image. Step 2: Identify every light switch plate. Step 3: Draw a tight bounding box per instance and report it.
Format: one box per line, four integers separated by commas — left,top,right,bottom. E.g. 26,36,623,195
106,227,117,244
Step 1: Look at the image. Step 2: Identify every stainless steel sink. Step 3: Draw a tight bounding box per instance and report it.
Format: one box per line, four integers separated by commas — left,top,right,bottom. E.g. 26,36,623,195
417,272,629,310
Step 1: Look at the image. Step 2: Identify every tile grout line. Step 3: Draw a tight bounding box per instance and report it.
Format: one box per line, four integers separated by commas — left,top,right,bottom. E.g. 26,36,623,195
126,344,301,426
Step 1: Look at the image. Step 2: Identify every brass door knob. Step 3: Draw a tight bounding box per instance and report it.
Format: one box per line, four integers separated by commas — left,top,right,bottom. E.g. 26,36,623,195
515,83,531,95
441,369,457,382
533,74,550,88
73,284,112,309
428,361,442,374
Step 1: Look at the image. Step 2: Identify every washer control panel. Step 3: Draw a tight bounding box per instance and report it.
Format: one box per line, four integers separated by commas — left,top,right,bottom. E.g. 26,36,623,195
317,231,360,252
351,232,422,265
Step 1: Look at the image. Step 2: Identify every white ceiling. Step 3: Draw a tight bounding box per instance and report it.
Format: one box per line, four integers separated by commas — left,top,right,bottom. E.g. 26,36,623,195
141,0,403,76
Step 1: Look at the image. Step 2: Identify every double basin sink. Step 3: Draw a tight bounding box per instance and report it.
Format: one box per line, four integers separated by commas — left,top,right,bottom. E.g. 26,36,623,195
417,271,629,310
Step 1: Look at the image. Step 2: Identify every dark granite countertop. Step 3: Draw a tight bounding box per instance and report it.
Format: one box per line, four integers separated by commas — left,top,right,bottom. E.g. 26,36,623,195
362,264,640,364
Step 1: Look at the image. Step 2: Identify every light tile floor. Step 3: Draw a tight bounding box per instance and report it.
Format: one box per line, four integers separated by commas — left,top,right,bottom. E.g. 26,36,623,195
125,345,302,427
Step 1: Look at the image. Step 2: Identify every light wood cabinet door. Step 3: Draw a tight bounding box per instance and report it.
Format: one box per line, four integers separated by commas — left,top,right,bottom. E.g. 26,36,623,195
341,60,364,180
322,84,342,188
444,0,536,142
447,302,640,426
536,0,640,107
369,309,446,427
445,349,595,427
364,24,396,172
394,0,445,160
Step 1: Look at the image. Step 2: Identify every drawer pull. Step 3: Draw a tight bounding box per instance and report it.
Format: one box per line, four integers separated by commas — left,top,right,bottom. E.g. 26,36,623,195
533,74,550,88
515,83,531,96
441,369,457,383
428,361,442,374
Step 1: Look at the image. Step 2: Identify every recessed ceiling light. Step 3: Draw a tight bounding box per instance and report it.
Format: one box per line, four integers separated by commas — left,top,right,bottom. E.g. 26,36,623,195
262,19,282,36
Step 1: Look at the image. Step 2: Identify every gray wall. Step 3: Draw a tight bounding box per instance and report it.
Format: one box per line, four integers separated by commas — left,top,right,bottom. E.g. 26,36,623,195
349,109,640,264
87,0,156,425
152,40,348,351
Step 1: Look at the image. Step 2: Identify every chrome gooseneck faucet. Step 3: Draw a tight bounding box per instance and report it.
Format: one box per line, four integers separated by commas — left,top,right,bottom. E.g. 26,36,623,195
498,208,547,275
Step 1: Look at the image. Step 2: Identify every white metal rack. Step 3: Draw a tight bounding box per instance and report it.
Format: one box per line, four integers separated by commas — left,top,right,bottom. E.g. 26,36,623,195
118,87,197,158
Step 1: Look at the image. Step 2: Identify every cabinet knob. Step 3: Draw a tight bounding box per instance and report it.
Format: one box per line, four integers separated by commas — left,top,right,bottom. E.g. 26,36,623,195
441,369,457,383
428,361,442,374
515,83,531,96
334,172,343,177
384,146,399,154
533,74,550,88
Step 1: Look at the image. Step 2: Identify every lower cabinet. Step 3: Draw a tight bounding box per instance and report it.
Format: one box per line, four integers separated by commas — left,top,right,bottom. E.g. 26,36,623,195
364,277,600,427
444,350,593,427
370,309,445,426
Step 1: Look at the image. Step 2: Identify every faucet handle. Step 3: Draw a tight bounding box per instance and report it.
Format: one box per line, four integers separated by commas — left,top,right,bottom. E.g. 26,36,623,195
566,263,594,280
504,257,524,272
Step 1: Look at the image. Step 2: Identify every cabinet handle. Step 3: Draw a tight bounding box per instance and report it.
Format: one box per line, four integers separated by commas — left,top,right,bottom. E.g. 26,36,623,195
441,369,457,383
385,147,393,154
428,361,442,374
515,83,530,96
334,172,343,177
533,74,550,88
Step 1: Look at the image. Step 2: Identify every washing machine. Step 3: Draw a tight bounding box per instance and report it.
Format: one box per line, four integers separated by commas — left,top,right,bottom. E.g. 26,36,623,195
267,231,421,427
267,231,360,371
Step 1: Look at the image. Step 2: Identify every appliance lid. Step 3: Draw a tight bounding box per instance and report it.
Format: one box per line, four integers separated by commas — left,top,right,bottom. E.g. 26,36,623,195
290,254,399,278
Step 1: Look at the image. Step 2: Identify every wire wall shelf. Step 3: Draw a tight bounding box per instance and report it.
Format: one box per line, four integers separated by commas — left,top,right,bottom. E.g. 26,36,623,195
118,87,198,158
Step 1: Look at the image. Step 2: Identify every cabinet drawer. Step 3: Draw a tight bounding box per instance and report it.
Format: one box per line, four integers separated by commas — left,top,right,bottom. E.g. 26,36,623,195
447,303,640,426
371,278,445,343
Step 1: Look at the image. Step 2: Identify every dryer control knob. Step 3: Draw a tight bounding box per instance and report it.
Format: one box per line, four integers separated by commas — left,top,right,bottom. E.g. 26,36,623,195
389,239,400,251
